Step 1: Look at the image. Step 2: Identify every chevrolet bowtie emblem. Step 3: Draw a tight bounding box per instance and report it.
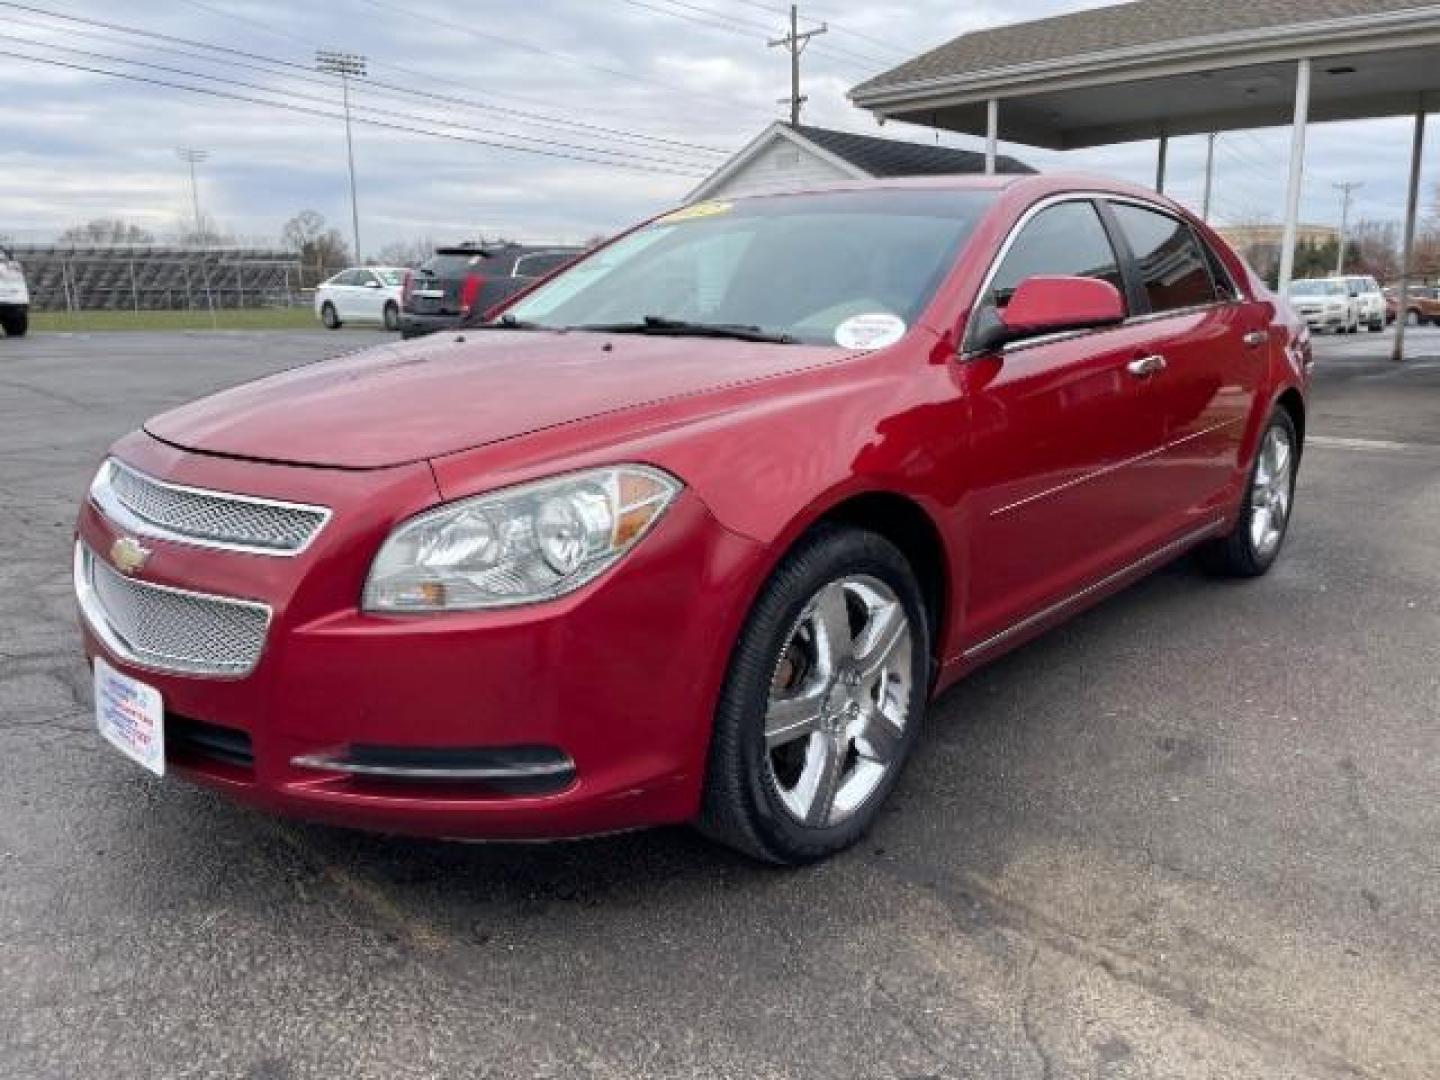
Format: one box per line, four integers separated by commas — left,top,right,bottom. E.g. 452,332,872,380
109,536,151,576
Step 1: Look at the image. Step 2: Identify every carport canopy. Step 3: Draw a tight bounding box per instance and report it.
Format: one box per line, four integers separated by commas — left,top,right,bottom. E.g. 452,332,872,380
850,0,1440,361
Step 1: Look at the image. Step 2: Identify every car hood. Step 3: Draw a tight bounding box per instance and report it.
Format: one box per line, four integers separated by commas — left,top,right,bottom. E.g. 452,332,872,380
144,331,849,468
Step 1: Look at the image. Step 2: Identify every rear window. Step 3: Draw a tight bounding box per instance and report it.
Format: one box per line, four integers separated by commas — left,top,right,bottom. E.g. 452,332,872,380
1109,203,1218,312
375,269,405,285
421,252,491,277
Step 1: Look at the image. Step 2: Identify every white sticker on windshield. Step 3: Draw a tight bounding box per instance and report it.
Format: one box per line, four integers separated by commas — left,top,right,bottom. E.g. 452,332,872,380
835,312,906,350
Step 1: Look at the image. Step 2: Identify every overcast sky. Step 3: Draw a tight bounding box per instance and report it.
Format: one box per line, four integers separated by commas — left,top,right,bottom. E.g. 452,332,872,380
1,0,1434,253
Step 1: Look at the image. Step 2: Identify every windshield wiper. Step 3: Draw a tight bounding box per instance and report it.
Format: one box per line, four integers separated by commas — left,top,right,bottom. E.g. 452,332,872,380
570,315,796,344
467,313,545,330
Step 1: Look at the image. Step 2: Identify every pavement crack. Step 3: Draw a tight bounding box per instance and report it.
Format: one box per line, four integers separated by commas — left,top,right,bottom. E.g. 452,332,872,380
1019,945,1055,1080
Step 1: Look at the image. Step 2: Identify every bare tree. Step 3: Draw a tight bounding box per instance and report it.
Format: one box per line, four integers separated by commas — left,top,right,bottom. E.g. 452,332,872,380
176,212,233,248
372,237,436,268
58,218,156,245
1348,219,1400,282
281,210,353,286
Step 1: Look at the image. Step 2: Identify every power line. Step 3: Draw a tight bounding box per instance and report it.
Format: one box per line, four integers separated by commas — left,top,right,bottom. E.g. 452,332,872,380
170,0,733,151
0,30,712,172
0,46,710,177
349,0,774,120
0,2,732,158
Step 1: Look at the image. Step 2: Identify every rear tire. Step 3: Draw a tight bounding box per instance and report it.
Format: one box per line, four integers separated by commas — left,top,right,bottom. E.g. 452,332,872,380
1198,408,1298,578
321,302,341,330
698,525,929,865
1368,318,1383,332
0,308,27,337
383,302,399,332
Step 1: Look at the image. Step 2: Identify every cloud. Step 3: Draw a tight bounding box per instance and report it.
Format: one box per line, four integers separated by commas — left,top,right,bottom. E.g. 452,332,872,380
0,0,1432,253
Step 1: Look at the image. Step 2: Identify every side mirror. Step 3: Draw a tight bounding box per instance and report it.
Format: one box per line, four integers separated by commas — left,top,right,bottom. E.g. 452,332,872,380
969,275,1126,353
365,280,383,289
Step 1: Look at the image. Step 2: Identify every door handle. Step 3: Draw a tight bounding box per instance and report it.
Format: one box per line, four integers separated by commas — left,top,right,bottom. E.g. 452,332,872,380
1243,330,1268,348
1126,354,1167,378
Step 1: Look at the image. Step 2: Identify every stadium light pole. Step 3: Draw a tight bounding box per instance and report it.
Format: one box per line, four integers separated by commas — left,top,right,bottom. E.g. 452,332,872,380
316,49,367,265
175,147,209,239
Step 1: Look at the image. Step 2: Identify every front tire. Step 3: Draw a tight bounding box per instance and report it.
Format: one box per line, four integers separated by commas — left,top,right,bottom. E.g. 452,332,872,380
698,526,929,865
1199,408,1298,577
383,302,400,331
321,302,341,330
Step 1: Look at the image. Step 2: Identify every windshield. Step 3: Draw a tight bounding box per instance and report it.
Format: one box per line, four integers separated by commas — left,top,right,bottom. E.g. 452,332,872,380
1289,280,1342,296
506,189,995,346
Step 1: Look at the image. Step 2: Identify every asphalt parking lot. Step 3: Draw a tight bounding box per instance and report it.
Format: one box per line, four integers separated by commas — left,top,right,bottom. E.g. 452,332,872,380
1,328,1436,1079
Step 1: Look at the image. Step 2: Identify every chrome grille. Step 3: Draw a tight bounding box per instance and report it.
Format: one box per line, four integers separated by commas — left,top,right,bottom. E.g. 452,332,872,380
75,544,270,677
94,459,329,555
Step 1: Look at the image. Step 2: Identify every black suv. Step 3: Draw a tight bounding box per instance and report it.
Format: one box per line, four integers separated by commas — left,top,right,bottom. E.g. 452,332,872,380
400,242,582,339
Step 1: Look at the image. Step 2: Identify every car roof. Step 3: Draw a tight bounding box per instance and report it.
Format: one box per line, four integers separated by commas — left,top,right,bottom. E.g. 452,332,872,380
706,172,1198,220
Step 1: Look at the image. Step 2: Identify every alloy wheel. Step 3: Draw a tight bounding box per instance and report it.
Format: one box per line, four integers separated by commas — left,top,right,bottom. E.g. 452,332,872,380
1250,424,1294,559
763,575,914,828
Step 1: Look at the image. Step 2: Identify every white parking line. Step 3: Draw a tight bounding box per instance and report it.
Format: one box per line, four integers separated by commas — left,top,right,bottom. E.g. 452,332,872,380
1308,435,1436,452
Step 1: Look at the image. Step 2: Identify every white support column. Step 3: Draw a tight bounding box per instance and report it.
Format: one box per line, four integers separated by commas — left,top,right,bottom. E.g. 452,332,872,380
1155,133,1168,194
985,98,998,175
1201,133,1216,222
1278,58,1312,293
1393,99,1426,364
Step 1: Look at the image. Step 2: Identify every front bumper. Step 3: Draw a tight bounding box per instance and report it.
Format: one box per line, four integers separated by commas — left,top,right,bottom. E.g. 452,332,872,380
76,432,766,839
1296,309,1343,331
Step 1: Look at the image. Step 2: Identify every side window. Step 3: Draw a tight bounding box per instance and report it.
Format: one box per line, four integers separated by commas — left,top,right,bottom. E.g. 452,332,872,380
976,200,1123,325
334,269,364,286
1109,203,1218,312
966,201,1123,350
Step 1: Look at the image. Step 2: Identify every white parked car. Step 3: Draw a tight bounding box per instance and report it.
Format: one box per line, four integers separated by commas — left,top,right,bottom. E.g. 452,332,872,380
1344,274,1385,332
314,266,406,331
1287,277,1360,334
0,246,29,337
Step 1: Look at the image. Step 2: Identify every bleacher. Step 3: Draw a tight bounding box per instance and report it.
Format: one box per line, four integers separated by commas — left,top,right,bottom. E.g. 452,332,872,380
10,244,305,312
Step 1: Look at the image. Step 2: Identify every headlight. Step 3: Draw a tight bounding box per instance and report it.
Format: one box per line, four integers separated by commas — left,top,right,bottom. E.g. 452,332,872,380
363,465,681,612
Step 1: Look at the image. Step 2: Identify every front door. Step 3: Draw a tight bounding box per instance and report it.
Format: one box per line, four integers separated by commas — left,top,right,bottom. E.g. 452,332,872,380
959,198,1172,649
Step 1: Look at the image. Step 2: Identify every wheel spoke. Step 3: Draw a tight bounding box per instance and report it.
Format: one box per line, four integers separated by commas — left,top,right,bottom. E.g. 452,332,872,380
854,600,908,683
764,688,825,748
855,706,904,765
797,733,845,828
809,582,854,674
1271,436,1291,481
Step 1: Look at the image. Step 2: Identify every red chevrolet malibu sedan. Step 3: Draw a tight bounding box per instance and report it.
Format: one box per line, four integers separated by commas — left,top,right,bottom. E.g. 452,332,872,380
76,175,1309,864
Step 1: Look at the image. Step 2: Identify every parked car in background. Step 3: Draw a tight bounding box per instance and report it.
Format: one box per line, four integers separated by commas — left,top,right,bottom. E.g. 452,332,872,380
73,176,1309,864
314,267,407,331
400,242,581,339
1384,287,1398,324
1287,277,1359,334
1344,275,1385,331
1396,284,1440,325
0,245,29,337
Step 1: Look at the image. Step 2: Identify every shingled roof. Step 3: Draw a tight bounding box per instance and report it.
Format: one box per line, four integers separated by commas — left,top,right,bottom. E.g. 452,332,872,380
854,0,1427,96
787,123,1032,176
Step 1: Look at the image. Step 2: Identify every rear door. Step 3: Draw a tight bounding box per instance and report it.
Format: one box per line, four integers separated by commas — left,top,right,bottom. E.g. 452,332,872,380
1104,200,1259,525
961,198,1173,649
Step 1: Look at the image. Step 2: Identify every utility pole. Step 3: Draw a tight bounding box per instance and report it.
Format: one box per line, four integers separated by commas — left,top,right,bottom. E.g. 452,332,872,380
316,49,367,265
1201,133,1216,223
1333,180,1363,276
768,5,826,125
175,147,208,238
